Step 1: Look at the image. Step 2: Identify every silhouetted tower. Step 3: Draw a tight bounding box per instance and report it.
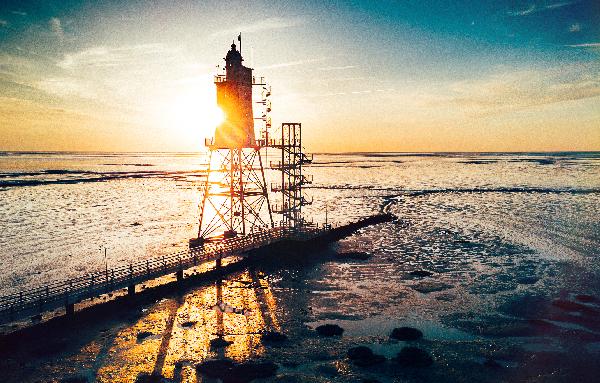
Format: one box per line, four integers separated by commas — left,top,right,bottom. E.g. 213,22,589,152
194,39,273,243
214,42,255,148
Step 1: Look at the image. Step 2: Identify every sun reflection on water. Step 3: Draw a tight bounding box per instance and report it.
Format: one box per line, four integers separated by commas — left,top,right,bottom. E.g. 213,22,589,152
93,268,278,382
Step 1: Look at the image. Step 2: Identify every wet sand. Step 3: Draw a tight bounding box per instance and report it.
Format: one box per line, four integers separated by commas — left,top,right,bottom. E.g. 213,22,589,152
1,234,600,383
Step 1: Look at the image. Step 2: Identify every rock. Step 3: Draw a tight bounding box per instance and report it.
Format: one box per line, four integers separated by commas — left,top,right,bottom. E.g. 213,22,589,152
315,363,338,376
394,346,433,367
483,358,503,369
136,331,154,342
347,346,386,367
196,359,278,383
516,276,539,285
197,359,235,380
134,373,164,383
390,327,423,341
233,362,277,382
261,331,288,343
315,324,344,336
348,346,374,360
61,377,88,383
180,321,196,328
552,299,598,315
575,294,599,303
210,337,232,348
353,354,386,367
336,252,371,260
410,270,433,277
411,281,452,293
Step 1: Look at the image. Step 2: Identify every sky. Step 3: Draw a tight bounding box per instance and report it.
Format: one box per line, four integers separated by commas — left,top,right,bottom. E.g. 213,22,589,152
0,0,599,152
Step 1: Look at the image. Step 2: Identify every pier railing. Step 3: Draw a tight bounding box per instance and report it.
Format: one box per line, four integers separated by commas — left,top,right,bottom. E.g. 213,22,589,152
0,225,327,325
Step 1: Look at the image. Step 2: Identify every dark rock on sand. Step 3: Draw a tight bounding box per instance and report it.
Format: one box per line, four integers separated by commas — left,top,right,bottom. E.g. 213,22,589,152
61,377,88,383
134,373,165,383
210,337,232,348
516,276,539,285
336,251,371,260
411,281,452,293
483,358,503,369
315,324,344,336
575,294,599,303
552,299,598,315
394,346,433,367
196,359,278,383
136,331,154,342
180,321,196,328
347,346,386,367
315,363,339,376
410,270,433,277
348,346,374,360
390,327,423,341
261,331,288,343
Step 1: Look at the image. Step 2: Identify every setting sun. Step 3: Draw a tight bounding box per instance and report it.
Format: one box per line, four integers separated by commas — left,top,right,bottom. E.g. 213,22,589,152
156,79,225,149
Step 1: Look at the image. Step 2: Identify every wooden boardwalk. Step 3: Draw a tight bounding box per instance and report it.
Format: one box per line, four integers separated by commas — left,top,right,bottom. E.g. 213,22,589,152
0,225,328,325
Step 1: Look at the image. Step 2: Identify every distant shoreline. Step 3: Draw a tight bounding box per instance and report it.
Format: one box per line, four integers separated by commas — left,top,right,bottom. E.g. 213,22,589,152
1,150,599,155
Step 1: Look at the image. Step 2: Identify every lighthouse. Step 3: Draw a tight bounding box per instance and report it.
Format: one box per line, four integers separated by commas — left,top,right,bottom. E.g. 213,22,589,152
193,37,311,245
213,41,256,148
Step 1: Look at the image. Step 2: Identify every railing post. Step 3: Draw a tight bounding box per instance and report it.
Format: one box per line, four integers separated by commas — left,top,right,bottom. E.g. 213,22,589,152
128,264,135,297
146,259,150,276
176,255,184,283
90,274,94,297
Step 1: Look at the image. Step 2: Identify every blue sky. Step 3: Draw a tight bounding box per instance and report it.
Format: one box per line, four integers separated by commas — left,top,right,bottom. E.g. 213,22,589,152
0,0,598,151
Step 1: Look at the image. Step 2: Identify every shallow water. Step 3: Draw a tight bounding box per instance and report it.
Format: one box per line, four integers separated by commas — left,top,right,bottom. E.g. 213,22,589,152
1,151,600,382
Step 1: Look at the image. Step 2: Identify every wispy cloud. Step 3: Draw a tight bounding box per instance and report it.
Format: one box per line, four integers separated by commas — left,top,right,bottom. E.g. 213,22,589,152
58,44,180,70
211,17,304,37
318,65,356,71
566,42,600,48
11,11,27,16
442,65,600,116
257,57,324,70
569,23,581,32
49,17,64,39
0,20,8,27
508,4,536,16
507,1,574,16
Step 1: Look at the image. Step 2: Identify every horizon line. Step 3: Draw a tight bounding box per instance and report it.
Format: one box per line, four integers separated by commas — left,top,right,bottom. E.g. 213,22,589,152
1,150,599,155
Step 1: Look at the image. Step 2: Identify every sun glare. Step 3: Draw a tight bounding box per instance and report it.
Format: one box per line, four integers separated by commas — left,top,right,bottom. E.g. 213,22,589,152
161,85,225,149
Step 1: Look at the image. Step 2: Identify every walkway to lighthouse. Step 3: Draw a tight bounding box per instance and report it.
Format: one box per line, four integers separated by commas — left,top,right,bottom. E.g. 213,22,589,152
0,225,329,325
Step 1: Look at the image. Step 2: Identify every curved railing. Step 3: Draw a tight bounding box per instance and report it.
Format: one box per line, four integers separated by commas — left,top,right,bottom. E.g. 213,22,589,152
0,225,328,325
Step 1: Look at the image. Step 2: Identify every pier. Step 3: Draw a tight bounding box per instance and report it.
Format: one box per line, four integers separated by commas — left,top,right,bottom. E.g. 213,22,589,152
0,214,394,326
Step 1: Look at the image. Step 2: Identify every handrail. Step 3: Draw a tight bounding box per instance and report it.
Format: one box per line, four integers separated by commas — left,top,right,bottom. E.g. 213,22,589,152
0,225,331,323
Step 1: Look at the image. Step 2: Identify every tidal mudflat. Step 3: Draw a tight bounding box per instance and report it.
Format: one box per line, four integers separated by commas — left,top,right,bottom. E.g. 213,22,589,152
1,152,599,382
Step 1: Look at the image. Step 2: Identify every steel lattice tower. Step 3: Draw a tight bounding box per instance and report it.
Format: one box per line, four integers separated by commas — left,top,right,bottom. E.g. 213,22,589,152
192,39,273,244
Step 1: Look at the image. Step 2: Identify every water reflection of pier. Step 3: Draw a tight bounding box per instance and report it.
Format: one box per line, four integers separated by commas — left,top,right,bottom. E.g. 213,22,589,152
94,260,283,382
